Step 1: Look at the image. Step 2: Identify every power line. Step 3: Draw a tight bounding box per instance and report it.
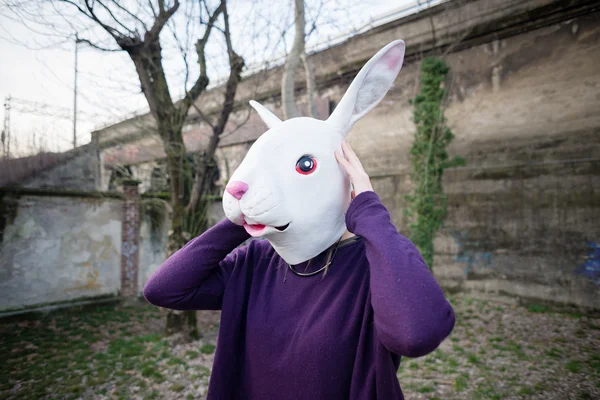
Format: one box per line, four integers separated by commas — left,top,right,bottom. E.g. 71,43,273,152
74,36,80,148
5,95,98,157
10,97,109,120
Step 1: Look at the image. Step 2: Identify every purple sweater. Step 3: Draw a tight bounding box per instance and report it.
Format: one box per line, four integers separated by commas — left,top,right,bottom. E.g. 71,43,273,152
144,191,455,399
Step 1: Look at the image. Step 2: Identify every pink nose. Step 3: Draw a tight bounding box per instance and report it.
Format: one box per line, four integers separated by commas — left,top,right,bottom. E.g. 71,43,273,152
226,181,248,200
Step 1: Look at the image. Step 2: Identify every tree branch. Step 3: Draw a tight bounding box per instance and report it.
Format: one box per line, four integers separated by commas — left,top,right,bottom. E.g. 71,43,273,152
186,0,244,212
109,0,149,32
213,1,244,136
81,0,127,40
77,37,123,52
145,0,180,42
58,0,124,41
96,0,139,37
191,103,215,130
56,0,91,18
179,0,224,117
148,0,158,18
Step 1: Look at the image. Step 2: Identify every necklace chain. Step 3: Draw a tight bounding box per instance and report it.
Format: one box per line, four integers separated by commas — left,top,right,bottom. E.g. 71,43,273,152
285,236,343,278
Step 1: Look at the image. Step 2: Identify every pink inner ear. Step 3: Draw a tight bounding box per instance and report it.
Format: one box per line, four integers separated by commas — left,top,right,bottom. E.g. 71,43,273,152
380,45,404,70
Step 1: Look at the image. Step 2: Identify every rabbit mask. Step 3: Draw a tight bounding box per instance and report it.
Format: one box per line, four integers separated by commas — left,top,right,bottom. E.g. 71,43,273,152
223,40,405,265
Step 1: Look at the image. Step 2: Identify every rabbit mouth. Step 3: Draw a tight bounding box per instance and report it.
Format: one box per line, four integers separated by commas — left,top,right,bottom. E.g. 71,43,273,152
275,223,290,231
243,222,290,237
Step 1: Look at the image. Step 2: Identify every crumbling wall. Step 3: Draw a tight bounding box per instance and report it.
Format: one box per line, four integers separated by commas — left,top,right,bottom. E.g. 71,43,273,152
0,193,122,311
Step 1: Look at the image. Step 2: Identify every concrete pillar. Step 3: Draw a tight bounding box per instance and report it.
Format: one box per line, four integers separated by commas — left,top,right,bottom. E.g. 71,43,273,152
120,180,140,297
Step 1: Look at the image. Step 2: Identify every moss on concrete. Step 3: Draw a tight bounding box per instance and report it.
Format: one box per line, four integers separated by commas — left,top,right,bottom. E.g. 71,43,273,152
0,187,124,199
0,192,20,244
0,294,121,320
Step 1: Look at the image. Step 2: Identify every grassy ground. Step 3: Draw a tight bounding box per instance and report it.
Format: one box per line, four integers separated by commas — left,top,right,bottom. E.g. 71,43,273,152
0,302,220,400
0,295,598,400
397,297,600,400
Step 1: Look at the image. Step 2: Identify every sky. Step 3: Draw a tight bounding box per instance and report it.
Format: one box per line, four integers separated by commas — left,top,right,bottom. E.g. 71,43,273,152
0,0,429,157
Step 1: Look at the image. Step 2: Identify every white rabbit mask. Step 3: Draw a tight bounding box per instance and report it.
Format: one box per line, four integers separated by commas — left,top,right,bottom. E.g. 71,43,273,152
223,40,405,265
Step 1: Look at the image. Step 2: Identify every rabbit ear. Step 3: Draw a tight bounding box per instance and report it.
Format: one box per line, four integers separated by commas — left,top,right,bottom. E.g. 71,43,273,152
249,100,283,129
327,40,405,135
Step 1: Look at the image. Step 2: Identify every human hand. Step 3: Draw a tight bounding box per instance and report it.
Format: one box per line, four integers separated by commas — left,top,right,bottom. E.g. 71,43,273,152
334,141,374,199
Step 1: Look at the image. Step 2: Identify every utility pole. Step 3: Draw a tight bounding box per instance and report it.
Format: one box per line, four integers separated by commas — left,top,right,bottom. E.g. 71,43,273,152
73,36,82,149
2,95,10,158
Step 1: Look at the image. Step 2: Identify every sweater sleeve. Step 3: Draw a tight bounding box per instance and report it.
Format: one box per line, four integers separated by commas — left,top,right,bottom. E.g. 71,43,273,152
346,191,455,358
143,219,251,311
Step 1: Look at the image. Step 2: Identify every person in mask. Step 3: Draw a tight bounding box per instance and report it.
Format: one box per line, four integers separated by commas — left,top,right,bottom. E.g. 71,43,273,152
143,40,455,400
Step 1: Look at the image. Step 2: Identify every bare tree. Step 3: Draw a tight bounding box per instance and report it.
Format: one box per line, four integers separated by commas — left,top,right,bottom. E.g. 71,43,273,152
4,0,244,340
281,0,318,119
3,0,383,340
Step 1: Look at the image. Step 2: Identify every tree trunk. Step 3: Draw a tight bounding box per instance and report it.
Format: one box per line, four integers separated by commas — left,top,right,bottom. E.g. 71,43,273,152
161,122,200,342
282,0,317,120
301,52,318,118
281,0,306,119
165,306,199,340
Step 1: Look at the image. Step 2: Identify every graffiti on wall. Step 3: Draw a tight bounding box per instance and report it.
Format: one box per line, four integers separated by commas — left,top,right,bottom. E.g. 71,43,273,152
575,242,600,286
450,231,494,276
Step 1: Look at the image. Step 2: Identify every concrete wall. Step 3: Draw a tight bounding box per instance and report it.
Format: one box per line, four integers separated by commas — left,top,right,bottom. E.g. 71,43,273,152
138,198,171,295
211,4,600,179
210,5,600,308
0,194,122,311
353,10,600,309
88,0,600,309
436,160,600,309
24,145,102,191
0,190,176,312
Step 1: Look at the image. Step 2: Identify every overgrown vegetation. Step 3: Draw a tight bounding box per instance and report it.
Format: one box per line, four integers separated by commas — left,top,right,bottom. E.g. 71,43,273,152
405,57,464,269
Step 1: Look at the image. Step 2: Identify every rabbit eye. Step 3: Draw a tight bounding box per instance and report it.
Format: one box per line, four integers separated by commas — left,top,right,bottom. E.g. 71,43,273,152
296,155,317,175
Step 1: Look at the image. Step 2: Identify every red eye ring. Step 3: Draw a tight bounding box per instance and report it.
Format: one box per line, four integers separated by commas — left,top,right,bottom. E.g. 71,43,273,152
296,155,317,175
